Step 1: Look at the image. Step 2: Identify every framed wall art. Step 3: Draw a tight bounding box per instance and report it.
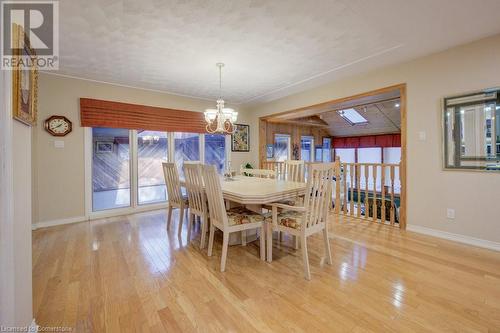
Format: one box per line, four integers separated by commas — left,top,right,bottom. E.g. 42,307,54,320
231,124,250,152
12,24,38,126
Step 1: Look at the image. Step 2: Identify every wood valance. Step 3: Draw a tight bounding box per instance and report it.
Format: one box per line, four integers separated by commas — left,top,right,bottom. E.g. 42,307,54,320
80,98,207,133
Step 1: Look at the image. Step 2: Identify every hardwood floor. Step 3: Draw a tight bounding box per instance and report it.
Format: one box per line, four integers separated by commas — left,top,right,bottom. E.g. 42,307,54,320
32,210,500,332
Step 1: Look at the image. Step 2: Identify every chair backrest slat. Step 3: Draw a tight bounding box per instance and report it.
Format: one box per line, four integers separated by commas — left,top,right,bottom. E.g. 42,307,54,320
303,163,334,229
202,165,228,228
284,160,305,182
162,162,183,205
183,163,206,215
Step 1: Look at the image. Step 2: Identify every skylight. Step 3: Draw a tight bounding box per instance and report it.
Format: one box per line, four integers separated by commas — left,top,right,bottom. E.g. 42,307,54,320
337,108,368,125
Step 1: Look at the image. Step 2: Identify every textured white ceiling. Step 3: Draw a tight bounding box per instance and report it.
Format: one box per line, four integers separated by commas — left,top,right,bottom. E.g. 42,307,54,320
54,0,500,105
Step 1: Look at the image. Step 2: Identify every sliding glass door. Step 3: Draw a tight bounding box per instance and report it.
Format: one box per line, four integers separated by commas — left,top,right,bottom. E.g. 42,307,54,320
174,132,200,178
92,128,131,211
90,129,229,214
205,134,226,173
137,130,168,205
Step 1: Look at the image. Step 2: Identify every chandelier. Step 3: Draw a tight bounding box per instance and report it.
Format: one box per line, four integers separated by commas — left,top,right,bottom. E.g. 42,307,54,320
204,63,238,134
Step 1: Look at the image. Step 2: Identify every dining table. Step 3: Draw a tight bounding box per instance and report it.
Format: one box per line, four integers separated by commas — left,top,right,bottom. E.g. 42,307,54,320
181,175,307,245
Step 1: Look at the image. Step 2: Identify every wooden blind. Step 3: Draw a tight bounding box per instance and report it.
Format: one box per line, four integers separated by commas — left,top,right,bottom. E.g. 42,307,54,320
333,134,401,148
80,98,207,133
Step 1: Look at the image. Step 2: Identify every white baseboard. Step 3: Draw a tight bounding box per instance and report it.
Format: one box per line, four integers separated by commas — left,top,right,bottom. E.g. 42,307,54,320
32,216,87,230
32,203,169,230
407,224,500,252
87,202,168,221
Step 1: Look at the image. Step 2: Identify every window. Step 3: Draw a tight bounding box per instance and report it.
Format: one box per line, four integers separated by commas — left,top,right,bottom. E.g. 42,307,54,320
205,134,226,174
337,108,368,125
300,136,314,162
383,147,401,164
358,147,382,164
174,132,200,178
334,148,355,163
274,134,290,161
92,128,131,211
322,138,332,162
315,146,323,162
137,130,168,205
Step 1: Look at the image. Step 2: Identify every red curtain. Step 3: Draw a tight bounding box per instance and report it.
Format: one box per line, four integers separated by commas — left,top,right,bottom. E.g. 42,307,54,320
333,134,400,148
80,98,207,133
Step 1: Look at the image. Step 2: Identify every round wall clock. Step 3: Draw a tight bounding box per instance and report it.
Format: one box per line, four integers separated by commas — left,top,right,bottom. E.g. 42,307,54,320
44,115,72,137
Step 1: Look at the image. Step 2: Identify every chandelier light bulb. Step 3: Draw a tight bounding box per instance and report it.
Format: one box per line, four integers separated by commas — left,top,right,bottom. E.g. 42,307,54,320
204,109,217,122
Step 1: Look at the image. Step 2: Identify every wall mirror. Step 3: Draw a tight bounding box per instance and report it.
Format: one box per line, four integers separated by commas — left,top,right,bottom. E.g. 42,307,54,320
443,88,500,171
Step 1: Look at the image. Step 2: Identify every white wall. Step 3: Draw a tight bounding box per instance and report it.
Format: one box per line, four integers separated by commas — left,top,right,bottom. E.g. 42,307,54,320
34,74,253,225
0,69,33,327
12,122,33,326
246,34,500,246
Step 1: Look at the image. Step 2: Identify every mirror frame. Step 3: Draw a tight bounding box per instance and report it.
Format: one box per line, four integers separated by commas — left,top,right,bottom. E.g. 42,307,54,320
442,87,500,172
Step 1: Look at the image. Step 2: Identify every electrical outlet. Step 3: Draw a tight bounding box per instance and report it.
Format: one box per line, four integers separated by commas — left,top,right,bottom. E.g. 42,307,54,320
446,208,455,219
54,140,65,148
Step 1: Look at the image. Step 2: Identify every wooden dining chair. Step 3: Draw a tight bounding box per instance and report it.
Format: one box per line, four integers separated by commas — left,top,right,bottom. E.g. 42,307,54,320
266,163,334,280
269,160,305,248
278,160,306,205
162,162,189,236
202,164,266,272
240,165,277,179
183,162,209,248
283,160,305,182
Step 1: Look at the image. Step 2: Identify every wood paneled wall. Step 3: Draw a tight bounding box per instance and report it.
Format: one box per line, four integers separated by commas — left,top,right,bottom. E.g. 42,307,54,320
259,120,330,166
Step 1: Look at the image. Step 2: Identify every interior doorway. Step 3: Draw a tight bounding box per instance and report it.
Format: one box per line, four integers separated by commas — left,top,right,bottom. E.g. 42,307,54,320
259,84,407,228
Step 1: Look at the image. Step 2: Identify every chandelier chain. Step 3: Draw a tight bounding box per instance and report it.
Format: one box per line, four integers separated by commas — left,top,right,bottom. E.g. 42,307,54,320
219,64,222,99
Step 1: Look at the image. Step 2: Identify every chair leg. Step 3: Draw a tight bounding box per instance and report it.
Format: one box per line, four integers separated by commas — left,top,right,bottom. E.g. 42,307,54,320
187,213,193,242
266,224,273,262
323,228,332,265
178,206,184,237
207,224,215,256
241,230,247,246
200,215,208,249
259,225,266,261
301,235,311,280
220,232,229,272
167,206,173,230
